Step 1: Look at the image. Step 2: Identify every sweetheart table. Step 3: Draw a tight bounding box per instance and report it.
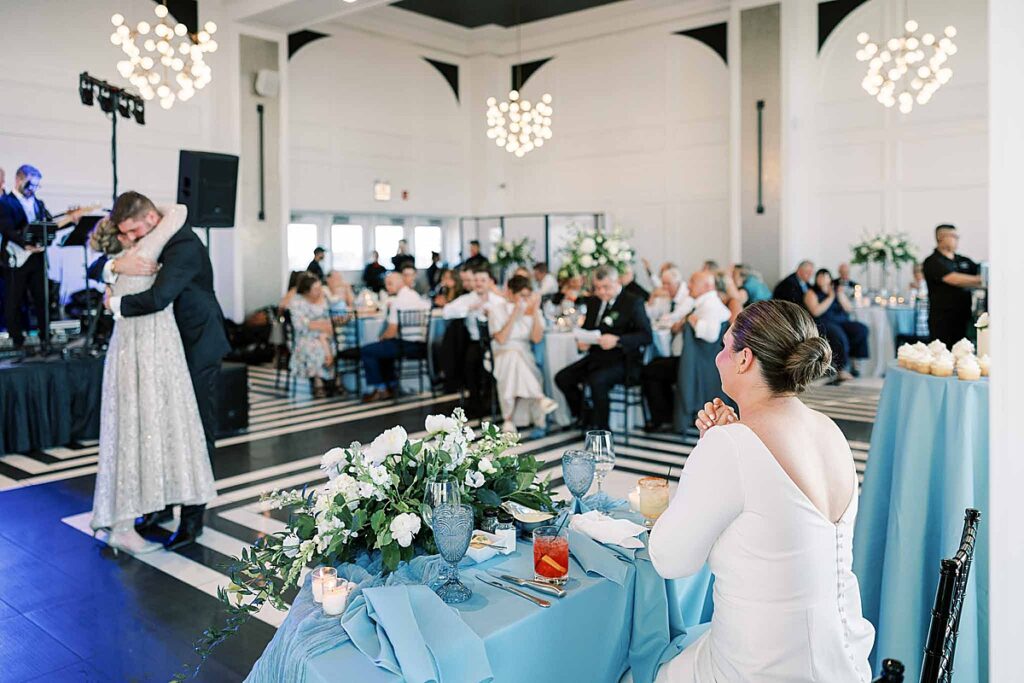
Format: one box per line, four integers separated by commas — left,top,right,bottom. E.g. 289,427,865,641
247,501,714,683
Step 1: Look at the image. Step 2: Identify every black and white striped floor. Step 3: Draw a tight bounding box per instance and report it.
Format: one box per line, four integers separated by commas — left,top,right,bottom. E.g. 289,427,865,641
0,365,880,681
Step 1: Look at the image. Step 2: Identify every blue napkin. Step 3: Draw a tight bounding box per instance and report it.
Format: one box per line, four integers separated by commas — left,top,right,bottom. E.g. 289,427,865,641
568,528,631,586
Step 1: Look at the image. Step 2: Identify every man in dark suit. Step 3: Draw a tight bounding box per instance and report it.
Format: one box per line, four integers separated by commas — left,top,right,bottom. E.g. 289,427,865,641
103,191,230,550
555,265,653,431
772,260,814,306
362,250,386,292
0,165,51,347
460,239,489,270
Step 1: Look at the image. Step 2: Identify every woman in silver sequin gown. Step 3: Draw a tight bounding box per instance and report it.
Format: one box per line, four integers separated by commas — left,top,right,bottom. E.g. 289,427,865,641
90,205,217,553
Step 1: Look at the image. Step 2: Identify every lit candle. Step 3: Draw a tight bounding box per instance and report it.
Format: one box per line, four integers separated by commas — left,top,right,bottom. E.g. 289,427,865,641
322,579,355,616
311,566,337,603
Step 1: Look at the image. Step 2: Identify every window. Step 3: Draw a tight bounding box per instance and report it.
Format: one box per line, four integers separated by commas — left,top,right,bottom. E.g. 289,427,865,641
374,224,404,266
414,225,442,268
287,223,318,272
330,224,363,271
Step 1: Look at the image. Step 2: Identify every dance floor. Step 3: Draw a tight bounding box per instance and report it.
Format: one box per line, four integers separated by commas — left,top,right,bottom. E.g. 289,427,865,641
0,366,881,682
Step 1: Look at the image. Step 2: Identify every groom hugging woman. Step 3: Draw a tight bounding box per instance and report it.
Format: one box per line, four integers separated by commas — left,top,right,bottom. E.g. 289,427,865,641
89,191,229,554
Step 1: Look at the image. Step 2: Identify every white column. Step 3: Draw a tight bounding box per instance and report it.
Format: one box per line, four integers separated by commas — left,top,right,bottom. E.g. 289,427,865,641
778,0,818,274
988,0,1024,678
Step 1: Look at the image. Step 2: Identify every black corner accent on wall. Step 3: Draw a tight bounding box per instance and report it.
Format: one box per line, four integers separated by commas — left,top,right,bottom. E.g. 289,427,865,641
150,0,198,33
674,23,728,65
818,0,870,52
511,58,553,92
288,30,329,59
424,58,460,102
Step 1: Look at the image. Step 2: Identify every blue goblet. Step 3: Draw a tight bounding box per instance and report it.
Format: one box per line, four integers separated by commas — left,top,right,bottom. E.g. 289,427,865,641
430,503,475,604
562,449,596,512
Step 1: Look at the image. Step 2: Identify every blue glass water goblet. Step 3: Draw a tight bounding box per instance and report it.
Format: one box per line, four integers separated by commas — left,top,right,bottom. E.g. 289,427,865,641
430,503,474,604
562,449,596,511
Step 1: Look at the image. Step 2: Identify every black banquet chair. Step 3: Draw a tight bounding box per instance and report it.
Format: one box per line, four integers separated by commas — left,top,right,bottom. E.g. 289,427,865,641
396,309,434,398
332,310,363,396
608,344,647,445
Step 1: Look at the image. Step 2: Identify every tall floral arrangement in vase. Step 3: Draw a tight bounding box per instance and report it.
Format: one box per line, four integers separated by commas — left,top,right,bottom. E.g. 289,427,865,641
557,224,634,281
491,238,533,282
850,232,917,294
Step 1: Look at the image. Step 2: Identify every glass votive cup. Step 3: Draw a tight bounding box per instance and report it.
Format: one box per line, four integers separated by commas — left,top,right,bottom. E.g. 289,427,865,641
311,566,338,603
638,476,669,529
533,525,569,586
322,579,354,616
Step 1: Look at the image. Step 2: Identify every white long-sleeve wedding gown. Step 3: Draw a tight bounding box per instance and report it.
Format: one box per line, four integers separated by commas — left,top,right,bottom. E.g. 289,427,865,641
91,206,216,539
649,423,874,682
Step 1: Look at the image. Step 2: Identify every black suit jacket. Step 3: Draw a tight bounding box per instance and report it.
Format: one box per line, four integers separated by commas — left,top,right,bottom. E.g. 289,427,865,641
772,273,807,305
119,225,230,371
622,280,649,302
579,291,653,369
0,193,49,266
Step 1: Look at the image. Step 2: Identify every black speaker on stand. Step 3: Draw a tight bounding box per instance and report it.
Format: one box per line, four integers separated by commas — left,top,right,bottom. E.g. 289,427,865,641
176,150,239,246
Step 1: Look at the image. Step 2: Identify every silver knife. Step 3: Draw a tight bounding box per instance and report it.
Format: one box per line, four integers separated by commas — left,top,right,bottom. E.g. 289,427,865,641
486,569,566,598
477,575,551,608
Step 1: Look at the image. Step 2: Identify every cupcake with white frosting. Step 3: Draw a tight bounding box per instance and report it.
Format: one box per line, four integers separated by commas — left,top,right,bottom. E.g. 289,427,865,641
951,338,975,361
912,349,933,374
930,351,955,377
957,354,981,381
928,340,948,356
897,343,914,368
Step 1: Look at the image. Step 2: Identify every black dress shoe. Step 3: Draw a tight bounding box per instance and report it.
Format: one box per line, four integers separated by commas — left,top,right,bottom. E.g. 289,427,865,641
164,504,205,551
135,506,174,537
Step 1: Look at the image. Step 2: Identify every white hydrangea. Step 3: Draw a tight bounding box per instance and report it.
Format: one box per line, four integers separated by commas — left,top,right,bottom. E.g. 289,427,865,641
580,237,596,254
363,425,407,466
389,513,422,548
580,254,594,268
320,447,348,479
326,473,362,504
465,470,485,488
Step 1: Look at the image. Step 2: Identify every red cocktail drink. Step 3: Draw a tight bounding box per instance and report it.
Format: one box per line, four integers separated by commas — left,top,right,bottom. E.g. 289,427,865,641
533,525,569,585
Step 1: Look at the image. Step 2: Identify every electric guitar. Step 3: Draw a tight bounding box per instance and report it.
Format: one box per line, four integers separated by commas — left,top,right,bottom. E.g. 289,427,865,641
5,203,102,269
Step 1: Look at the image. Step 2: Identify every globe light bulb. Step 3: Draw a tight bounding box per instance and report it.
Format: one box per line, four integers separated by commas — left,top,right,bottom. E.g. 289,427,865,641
205,21,218,34
542,93,552,104
857,32,870,45
175,23,187,36
110,33,121,45
111,13,124,26
486,96,496,107
207,40,218,52
137,21,150,34
904,20,918,33
944,26,957,38
155,4,169,18
509,90,519,101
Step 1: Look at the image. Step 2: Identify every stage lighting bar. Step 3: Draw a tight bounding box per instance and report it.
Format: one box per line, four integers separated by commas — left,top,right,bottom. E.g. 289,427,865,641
78,72,145,126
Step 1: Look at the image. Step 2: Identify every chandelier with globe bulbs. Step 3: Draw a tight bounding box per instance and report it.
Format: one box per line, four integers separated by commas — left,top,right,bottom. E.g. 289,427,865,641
109,2,218,110
486,91,553,158
856,18,957,114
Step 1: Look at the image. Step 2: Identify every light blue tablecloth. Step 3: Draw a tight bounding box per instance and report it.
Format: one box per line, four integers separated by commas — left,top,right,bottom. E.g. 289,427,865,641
251,501,714,683
853,362,988,683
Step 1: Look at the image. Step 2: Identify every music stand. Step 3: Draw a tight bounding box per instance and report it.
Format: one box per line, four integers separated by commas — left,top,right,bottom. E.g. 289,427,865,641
25,221,59,355
61,216,105,353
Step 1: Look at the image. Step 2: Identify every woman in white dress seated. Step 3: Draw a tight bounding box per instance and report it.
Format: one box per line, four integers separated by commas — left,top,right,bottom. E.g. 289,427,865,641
649,299,875,682
487,274,558,435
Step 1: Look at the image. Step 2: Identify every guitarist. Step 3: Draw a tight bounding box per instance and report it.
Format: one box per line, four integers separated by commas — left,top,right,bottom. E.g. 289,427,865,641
0,165,88,347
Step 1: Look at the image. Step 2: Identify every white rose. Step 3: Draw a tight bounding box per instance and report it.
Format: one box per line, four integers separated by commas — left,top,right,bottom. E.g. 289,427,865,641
389,512,422,548
364,426,407,465
320,447,348,478
597,255,607,264
580,254,594,268
425,414,459,435
465,470,485,488
580,237,596,254
357,481,376,499
872,240,884,249
478,457,496,475
606,240,620,255
368,464,391,487
621,250,632,262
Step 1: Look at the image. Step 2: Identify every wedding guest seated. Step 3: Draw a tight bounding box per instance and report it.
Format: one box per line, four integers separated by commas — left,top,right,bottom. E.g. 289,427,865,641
277,270,306,314
325,271,354,316
441,265,500,414
646,267,691,321
804,268,868,382
772,259,814,305
533,261,558,296
648,299,874,682
360,272,431,402
400,263,421,294
621,265,649,302
288,273,335,398
908,261,928,296
488,275,558,435
723,263,772,321
458,265,476,293
550,274,584,307
431,268,461,307
362,250,386,292
555,266,652,431
642,270,731,432
836,262,858,293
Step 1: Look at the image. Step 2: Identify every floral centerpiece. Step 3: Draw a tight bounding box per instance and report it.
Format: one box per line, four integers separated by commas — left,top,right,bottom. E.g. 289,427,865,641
557,224,634,281
491,237,533,272
850,232,917,294
180,410,555,677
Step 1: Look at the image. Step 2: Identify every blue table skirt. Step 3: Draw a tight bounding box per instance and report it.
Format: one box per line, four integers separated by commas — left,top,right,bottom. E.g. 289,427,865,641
853,362,988,683
298,546,712,683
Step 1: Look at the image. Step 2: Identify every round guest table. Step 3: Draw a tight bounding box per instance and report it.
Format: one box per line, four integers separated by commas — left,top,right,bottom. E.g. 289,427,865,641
850,305,916,378
853,362,988,682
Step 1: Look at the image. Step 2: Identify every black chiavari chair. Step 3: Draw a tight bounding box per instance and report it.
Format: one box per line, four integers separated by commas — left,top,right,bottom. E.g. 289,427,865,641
396,309,433,397
872,658,905,683
608,344,647,445
332,310,362,397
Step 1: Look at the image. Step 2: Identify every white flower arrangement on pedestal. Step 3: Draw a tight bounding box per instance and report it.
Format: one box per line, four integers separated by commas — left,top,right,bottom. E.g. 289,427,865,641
558,224,634,280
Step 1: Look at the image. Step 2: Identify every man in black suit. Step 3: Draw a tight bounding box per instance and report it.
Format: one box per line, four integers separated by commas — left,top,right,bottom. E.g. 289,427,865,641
460,239,489,270
0,165,83,347
772,260,814,305
555,265,653,431
103,191,230,550
362,250,386,292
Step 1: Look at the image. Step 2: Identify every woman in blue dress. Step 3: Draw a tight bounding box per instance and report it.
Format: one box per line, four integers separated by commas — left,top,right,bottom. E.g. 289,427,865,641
803,268,869,382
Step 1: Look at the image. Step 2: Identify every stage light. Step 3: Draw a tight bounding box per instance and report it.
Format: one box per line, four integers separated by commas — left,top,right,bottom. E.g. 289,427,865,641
117,97,131,118
98,86,114,113
78,73,94,106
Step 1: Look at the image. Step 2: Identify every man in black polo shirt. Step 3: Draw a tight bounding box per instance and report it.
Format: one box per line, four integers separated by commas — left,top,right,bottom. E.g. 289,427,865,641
922,224,982,348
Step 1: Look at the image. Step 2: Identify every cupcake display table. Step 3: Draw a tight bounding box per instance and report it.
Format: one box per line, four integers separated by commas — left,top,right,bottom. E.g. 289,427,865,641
853,362,988,683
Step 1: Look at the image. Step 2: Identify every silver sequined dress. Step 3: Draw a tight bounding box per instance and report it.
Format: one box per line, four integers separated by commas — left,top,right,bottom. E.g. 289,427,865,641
91,205,217,530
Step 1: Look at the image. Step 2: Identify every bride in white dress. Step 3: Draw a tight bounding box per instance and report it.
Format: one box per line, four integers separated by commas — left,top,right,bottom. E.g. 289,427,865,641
486,275,557,435
649,299,874,682
89,205,216,554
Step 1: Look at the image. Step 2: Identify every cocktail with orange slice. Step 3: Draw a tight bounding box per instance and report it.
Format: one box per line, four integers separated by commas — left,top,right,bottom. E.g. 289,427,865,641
533,525,569,585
